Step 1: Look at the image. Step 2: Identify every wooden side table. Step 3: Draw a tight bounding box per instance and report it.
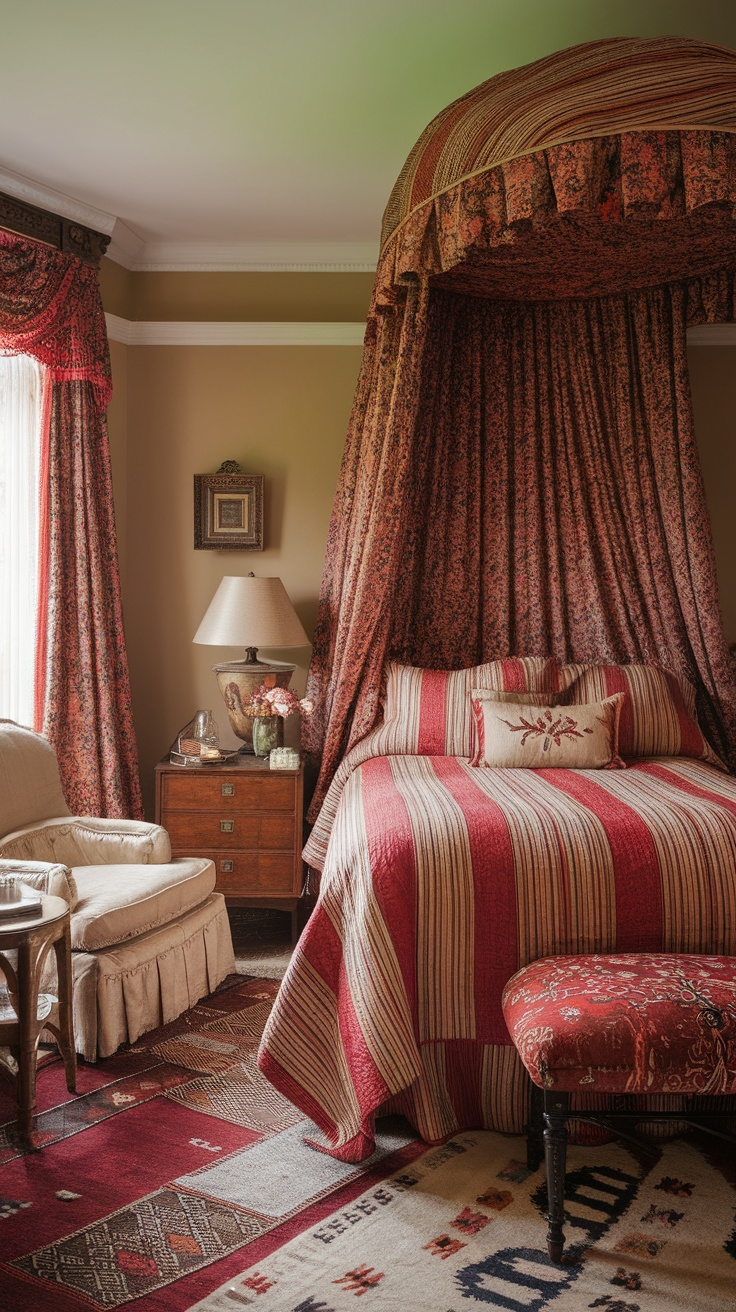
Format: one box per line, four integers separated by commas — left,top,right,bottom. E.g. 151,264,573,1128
0,894,76,1143
155,756,305,943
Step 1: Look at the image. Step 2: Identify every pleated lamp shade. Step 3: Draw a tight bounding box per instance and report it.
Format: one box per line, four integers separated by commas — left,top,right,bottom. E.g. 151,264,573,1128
193,575,310,750
193,575,309,651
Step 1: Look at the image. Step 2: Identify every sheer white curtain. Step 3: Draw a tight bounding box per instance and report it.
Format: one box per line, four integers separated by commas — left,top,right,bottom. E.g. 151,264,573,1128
0,352,44,727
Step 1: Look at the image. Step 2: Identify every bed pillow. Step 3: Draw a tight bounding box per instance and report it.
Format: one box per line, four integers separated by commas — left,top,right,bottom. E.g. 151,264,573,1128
380,657,565,757
469,691,625,769
560,662,723,766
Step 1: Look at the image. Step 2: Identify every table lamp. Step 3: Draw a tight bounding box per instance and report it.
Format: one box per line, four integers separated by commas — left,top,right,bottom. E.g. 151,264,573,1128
193,574,310,752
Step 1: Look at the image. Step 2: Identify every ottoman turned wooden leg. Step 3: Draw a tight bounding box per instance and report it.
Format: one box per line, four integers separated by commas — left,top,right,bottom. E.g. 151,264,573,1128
526,1080,545,1172
543,1089,569,1263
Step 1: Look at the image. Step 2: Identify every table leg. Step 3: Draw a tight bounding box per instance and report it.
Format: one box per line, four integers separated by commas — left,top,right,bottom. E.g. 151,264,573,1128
16,938,38,1143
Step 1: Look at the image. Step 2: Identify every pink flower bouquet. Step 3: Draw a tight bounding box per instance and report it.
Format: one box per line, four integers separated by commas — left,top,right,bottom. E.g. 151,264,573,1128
245,684,314,719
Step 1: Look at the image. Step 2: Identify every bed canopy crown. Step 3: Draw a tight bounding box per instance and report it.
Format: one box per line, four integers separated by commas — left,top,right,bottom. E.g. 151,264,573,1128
305,36,736,820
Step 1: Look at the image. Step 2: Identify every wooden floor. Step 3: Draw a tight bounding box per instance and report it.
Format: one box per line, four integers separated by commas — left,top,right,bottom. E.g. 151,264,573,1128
227,907,293,980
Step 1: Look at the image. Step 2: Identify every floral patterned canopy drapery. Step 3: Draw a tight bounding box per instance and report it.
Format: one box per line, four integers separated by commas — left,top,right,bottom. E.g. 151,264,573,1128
0,231,143,818
304,36,736,821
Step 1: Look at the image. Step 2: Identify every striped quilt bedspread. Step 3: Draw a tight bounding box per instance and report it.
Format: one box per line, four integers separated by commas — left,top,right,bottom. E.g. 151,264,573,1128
258,753,736,1162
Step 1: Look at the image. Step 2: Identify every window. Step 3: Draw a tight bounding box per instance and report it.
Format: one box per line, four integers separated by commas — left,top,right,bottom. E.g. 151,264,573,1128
0,352,44,727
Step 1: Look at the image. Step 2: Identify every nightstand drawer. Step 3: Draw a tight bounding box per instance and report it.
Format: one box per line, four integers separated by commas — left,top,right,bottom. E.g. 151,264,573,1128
155,756,304,925
176,851,300,896
162,811,295,851
162,772,296,812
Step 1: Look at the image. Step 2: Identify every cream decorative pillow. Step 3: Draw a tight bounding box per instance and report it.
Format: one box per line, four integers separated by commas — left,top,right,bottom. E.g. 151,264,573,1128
469,691,625,769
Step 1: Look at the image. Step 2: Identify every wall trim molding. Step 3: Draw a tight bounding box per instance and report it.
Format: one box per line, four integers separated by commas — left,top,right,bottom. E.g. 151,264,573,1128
105,315,735,349
686,323,736,345
105,314,366,346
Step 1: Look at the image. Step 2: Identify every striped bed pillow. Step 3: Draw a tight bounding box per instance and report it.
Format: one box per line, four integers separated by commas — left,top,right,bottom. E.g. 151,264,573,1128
560,662,723,766
380,658,721,767
381,657,566,758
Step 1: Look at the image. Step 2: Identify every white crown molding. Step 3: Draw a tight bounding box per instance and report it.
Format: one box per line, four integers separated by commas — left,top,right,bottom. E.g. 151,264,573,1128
686,323,736,345
0,164,378,271
106,219,146,269
105,314,365,346
111,239,379,273
0,163,117,235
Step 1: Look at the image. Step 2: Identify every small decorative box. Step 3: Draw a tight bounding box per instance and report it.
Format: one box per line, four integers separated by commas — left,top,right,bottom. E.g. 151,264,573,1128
269,747,300,770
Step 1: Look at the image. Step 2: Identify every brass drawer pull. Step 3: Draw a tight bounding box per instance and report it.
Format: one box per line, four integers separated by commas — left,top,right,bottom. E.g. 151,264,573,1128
221,783,235,797
220,820,235,833
220,860,234,873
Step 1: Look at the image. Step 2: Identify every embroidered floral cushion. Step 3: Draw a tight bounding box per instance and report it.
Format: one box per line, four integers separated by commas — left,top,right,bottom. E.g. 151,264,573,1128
559,662,723,765
502,953,736,1095
380,657,566,757
469,692,624,769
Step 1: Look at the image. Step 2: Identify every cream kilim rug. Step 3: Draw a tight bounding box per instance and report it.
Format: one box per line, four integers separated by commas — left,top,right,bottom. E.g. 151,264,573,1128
192,1130,736,1311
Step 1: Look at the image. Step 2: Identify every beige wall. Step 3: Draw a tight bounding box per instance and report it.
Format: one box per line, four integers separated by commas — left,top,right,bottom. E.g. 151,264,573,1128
690,346,736,645
102,264,736,817
118,337,360,815
98,260,373,323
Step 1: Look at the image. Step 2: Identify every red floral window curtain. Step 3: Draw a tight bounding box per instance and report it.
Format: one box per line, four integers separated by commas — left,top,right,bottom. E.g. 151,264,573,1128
304,38,736,821
0,231,143,818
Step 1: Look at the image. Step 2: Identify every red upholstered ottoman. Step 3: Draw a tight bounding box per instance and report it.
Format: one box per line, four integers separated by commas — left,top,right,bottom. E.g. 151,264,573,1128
502,953,736,1263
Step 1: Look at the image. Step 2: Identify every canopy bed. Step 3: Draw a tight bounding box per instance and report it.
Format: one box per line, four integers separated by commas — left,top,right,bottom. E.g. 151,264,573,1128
258,37,736,1161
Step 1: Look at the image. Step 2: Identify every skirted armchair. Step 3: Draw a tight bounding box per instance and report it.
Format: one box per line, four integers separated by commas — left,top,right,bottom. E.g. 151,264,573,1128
0,721,235,1059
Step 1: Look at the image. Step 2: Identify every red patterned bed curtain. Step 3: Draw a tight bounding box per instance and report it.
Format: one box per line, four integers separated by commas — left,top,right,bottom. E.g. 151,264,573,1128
304,38,736,820
0,231,143,818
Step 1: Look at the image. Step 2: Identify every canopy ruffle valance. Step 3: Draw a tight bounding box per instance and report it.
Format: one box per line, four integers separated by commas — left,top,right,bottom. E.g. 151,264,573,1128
377,130,736,303
304,37,736,823
379,35,736,294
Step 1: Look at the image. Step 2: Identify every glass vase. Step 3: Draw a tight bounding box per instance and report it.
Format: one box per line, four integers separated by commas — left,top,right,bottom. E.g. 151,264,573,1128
252,715,284,757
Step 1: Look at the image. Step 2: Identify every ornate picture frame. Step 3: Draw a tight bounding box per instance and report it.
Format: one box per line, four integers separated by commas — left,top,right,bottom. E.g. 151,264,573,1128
194,462,264,551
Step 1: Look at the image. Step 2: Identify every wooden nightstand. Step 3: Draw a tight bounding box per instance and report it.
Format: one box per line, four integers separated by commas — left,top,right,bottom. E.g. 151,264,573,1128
155,756,304,943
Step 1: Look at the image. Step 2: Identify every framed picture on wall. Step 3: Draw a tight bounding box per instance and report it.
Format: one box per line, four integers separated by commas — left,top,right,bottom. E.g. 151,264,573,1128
194,461,264,550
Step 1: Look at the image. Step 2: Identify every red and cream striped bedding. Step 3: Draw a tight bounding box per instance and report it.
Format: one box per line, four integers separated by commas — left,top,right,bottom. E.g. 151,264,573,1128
259,753,736,1162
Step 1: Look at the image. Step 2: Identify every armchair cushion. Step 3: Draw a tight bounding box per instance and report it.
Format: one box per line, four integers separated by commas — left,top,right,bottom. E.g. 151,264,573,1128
0,858,77,907
0,720,70,840
0,817,172,868
70,858,216,951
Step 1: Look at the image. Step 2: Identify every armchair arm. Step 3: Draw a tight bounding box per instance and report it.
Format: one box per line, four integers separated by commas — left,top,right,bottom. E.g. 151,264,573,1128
0,858,76,907
0,818,172,869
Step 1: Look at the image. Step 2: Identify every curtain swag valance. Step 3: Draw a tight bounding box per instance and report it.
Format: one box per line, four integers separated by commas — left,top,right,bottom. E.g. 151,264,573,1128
0,231,112,411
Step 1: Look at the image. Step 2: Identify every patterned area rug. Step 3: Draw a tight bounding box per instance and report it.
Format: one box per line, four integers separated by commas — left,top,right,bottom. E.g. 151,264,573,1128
194,1132,736,1311
0,977,734,1311
0,977,422,1311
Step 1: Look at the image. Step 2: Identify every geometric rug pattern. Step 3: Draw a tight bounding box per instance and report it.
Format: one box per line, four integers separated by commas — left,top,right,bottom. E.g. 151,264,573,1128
0,977,424,1311
1,975,735,1311
12,1187,269,1306
164,1053,304,1133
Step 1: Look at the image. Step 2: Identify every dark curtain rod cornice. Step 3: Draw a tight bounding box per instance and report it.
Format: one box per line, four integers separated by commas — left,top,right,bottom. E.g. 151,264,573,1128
0,189,110,267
